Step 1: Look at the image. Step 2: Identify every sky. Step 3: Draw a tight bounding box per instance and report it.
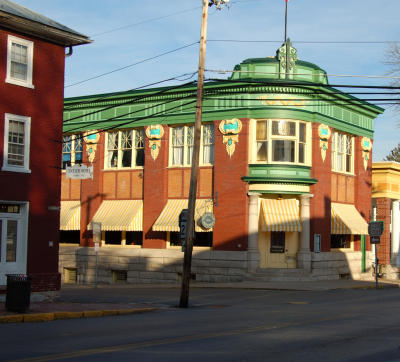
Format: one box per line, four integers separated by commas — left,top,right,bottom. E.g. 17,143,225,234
14,0,400,161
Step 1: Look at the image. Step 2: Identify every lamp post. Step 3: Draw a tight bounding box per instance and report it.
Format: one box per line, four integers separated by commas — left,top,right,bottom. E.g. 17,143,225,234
179,0,229,308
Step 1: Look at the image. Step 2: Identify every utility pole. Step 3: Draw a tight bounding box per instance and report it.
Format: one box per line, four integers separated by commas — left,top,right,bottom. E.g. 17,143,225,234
179,0,229,308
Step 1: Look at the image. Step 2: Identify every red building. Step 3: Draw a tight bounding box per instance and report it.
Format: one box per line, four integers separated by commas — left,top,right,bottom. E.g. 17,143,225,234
0,0,90,299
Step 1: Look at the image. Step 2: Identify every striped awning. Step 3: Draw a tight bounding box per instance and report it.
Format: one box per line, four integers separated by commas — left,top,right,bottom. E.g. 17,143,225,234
331,203,368,235
60,201,81,230
261,198,302,232
152,199,213,232
88,200,143,231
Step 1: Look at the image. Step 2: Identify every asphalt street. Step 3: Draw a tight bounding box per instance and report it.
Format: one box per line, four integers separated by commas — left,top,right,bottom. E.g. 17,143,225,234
2,286,400,361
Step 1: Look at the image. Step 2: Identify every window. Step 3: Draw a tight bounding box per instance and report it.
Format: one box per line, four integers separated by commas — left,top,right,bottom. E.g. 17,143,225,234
330,234,351,249
170,124,214,166
254,119,309,165
62,134,83,169
2,114,31,173
331,131,354,173
105,129,145,169
6,35,34,88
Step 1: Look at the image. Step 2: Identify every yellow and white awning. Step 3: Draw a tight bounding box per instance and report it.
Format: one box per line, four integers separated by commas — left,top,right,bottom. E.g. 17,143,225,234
331,203,368,235
60,201,81,230
152,199,213,232
88,200,143,231
261,198,302,232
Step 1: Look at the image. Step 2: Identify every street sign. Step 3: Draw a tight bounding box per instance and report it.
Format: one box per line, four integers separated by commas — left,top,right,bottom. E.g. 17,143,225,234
179,209,188,252
370,236,380,244
368,221,384,236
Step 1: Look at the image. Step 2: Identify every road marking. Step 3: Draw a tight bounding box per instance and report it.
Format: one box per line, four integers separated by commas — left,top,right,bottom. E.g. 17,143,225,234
10,313,358,362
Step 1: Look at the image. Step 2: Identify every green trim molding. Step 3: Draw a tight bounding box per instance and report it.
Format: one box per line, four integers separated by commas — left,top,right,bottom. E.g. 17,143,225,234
242,164,318,185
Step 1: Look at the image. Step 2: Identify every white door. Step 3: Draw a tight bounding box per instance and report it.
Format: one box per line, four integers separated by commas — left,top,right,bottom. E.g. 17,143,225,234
0,203,28,285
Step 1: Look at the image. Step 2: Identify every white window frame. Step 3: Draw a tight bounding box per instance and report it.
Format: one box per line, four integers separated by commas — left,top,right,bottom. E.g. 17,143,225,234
2,113,31,173
104,129,145,169
169,124,215,167
331,131,354,174
6,35,34,89
62,134,83,170
250,119,311,166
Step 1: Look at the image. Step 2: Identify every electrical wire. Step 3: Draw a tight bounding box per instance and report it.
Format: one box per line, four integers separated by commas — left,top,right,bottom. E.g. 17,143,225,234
65,42,199,88
64,72,197,110
208,39,400,44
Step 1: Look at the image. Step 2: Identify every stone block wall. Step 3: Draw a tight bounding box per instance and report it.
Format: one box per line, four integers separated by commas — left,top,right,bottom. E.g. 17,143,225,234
59,245,247,285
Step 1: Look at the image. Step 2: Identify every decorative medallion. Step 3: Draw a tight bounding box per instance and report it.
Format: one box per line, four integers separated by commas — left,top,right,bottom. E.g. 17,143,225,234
219,118,242,158
145,124,164,160
200,212,216,230
83,131,100,163
318,124,331,162
361,137,372,170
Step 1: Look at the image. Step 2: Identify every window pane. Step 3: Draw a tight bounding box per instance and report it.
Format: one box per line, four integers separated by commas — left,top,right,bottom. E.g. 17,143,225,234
299,143,305,163
10,43,28,81
107,132,119,168
172,128,184,165
256,121,267,140
257,141,268,161
203,125,214,164
135,130,145,167
121,150,132,167
6,220,17,262
187,126,194,165
299,123,306,143
74,136,83,165
8,120,25,166
346,154,352,173
272,140,295,162
121,130,132,149
272,120,295,136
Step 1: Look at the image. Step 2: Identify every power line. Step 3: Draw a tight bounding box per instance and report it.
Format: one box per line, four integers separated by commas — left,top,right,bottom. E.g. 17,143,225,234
65,42,199,88
91,6,202,37
208,39,400,44
64,72,197,110
205,69,400,81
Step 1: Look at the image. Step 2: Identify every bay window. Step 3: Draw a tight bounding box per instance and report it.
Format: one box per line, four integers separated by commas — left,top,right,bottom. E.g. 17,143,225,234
254,119,309,165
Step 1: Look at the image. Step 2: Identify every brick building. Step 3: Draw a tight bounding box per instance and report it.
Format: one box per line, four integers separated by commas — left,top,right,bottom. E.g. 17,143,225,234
59,42,383,284
0,0,90,298
371,161,400,279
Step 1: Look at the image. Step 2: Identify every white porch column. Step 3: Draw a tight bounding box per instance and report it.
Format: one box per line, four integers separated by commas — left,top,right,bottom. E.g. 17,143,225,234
297,194,313,271
247,193,261,272
392,200,400,266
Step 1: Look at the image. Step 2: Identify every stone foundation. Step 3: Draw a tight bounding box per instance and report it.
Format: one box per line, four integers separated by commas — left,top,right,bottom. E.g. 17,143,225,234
59,245,372,284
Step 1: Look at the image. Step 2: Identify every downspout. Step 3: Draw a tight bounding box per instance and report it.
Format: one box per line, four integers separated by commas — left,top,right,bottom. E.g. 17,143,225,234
65,46,73,57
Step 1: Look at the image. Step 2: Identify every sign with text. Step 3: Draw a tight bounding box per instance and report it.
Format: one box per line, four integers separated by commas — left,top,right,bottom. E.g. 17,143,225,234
368,221,384,237
370,236,381,244
66,164,93,179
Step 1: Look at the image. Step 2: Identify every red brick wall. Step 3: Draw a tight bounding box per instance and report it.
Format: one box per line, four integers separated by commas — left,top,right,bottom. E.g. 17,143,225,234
142,125,169,248
310,123,331,252
79,134,104,246
212,119,249,250
354,135,372,252
375,197,391,265
0,30,65,283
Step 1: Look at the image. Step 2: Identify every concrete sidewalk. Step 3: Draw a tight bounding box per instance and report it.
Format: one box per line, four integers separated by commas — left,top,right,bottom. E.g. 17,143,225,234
1,278,399,323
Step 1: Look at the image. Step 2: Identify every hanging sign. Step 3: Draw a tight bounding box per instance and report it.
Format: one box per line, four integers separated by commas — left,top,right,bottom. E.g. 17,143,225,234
66,164,93,179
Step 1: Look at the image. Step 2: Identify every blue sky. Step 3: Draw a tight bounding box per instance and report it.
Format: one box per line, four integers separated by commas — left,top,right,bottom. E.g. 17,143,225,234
15,0,400,161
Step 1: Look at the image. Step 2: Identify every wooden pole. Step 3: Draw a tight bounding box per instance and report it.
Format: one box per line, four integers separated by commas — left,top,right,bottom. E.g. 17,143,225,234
179,0,209,308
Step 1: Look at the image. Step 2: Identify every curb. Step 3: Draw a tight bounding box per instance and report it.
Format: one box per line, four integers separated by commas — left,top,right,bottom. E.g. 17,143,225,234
0,307,155,324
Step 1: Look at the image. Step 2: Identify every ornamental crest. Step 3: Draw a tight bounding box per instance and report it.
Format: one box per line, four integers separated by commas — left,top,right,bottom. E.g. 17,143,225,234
145,124,164,160
83,131,100,163
219,118,242,157
361,137,372,170
318,124,331,162
277,38,298,79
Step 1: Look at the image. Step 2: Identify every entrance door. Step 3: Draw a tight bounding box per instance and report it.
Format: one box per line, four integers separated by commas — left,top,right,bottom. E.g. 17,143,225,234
259,231,298,268
0,203,28,285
